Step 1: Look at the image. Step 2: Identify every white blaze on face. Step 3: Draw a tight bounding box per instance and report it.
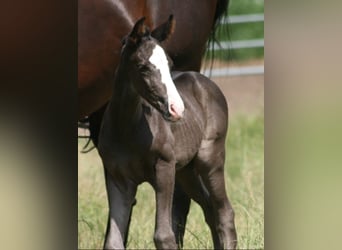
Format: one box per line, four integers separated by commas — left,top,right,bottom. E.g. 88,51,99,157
148,44,185,119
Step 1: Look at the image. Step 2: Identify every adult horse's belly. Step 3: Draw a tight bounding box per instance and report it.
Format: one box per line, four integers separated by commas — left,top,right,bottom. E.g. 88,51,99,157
78,0,130,118
78,63,117,119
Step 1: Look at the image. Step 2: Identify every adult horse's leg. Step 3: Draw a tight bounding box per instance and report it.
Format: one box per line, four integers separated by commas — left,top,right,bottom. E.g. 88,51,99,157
175,166,221,248
195,139,237,249
153,158,178,249
103,169,137,249
171,180,191,248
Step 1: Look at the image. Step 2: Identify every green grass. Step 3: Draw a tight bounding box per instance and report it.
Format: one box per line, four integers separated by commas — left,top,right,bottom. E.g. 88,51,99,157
229,0,264,15
78,114,264,249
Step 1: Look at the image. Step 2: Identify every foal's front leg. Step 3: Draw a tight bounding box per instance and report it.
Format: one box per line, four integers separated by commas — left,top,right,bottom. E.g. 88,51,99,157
103,169,137,249
153,158,178,249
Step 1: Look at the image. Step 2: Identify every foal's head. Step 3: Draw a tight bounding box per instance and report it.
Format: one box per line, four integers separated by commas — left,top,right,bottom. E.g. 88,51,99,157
120,16,184,122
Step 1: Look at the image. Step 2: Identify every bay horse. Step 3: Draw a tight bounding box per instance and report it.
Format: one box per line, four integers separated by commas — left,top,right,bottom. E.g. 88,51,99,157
98,17,237,249
79,0,230,247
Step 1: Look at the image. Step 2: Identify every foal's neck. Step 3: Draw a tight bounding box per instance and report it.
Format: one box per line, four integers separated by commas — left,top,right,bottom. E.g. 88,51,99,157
108,64,143,135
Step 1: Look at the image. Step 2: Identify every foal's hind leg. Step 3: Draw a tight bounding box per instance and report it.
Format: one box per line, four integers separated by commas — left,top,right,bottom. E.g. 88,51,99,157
171,181,191,248
103,169,137,249
195,139,237,249
176,166,221,248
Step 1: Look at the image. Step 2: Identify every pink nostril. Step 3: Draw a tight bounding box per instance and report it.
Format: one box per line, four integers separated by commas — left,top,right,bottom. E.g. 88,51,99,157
169,104,183,119
170,104,176,114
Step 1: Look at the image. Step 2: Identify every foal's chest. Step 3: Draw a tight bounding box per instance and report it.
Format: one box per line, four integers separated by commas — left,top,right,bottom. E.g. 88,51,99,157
102,142,156,183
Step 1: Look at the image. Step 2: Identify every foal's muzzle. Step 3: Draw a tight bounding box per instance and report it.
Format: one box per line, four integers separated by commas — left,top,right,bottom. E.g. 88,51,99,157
157,99,183,122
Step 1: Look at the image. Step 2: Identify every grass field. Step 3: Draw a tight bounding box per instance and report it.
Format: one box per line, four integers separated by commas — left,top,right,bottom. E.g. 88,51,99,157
78,114,264,249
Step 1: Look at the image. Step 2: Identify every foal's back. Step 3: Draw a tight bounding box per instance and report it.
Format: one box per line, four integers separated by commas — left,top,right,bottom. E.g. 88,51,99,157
170,71,228,168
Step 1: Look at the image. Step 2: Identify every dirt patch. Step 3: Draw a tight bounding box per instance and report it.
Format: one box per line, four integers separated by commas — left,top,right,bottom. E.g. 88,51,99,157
213,74,264,117
207,59,264,117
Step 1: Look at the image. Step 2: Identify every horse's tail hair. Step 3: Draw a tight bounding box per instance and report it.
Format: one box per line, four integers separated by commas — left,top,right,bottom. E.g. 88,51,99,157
78,118,96,153
205,0,231,77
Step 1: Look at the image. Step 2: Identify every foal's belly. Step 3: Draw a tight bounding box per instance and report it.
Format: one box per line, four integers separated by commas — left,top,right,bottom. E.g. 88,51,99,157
174,147,199,169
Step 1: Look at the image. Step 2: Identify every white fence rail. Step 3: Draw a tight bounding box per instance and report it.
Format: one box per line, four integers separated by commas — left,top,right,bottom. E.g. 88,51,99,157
213,39,264,50
222,14,264,24
202,14,264,77
202,65,264,78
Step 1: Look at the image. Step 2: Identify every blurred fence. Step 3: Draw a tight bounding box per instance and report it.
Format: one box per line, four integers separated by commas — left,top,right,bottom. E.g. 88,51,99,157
202,14,264,77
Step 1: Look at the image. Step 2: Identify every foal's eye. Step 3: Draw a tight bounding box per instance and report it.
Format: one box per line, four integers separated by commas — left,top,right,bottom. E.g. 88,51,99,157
138,63,153,72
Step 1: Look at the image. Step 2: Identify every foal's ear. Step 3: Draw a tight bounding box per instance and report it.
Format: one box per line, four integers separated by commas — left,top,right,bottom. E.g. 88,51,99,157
151,15,175,43
129,17,150,44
